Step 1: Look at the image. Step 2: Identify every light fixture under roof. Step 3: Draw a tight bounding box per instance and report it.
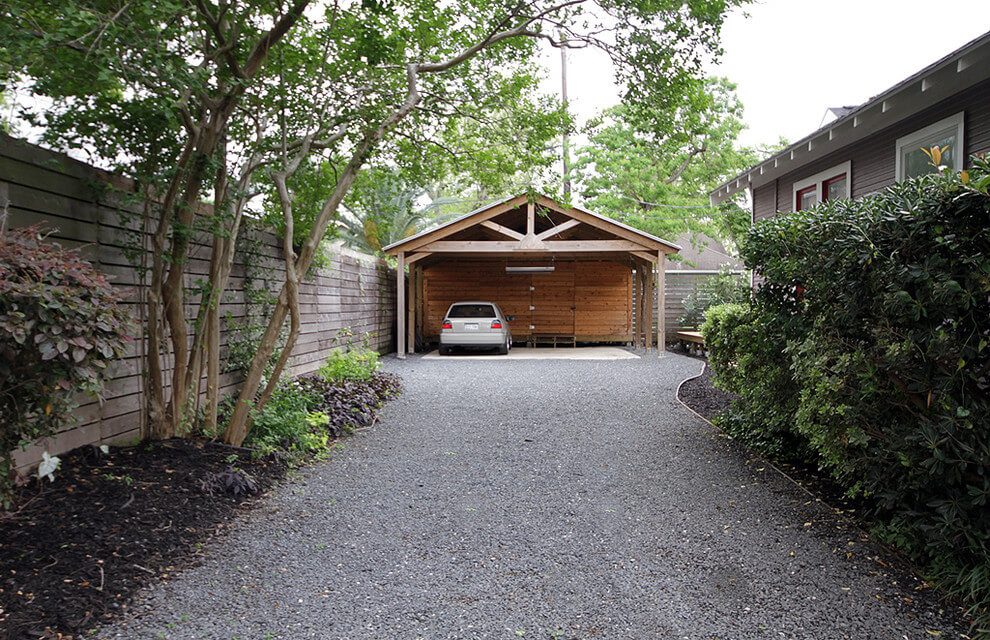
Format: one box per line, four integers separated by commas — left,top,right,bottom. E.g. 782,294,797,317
505,266,555,273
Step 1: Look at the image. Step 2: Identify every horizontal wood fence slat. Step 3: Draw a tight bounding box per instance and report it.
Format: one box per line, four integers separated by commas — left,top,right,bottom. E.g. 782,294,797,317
2,134,396,473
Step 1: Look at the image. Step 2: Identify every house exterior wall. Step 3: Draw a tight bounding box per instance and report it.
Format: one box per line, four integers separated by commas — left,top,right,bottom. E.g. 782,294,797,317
754,77,990,222
422,259,633,342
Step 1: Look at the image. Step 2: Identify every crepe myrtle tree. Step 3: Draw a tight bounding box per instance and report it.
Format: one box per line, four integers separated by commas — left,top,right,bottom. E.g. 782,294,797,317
1,0,749,446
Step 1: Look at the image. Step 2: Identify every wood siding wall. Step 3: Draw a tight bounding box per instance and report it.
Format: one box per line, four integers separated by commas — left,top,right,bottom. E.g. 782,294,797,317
422,260,633,341
1,134,395,473
756,78,990,221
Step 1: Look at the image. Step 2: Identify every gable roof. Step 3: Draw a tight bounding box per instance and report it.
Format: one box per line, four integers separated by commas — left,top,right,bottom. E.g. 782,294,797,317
383,193,680,260
667,232,743,271
710,29,990,204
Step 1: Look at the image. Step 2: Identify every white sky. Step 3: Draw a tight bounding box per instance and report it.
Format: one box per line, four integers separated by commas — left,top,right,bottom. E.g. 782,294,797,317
542,1,990,150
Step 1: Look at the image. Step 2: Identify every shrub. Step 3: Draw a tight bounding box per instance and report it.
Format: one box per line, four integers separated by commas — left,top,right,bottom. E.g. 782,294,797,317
244,378,317,455
0,226,131,506
707,156,990,630
319,347,381,380
679,265,749,329
297,370,402,436
701,302,810,462
241,365,401,457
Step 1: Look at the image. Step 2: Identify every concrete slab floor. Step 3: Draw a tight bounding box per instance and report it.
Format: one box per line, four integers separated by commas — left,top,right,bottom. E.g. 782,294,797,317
419,346,642,360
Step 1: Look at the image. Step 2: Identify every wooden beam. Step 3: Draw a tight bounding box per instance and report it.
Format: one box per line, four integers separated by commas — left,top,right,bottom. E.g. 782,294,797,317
526,201,535,236
535,219,580,241
632,251,658,264
396,252,406,359
405,251,433,265
632,267,641,349
417,240,650,253
416,264,425,349
385,195,528,254
534,194,678,252
481,220,525,240
657,251,665,358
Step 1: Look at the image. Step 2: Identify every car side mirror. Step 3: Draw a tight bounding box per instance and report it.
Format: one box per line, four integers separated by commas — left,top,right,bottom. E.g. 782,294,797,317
506,315,515,322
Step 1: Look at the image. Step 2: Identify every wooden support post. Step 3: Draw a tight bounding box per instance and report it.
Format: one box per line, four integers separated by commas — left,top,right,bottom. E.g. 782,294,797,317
397,252,406,359
645,265,654,351
657,251,666,358
407,264,416,354
632,267,641,348
526,201,535,236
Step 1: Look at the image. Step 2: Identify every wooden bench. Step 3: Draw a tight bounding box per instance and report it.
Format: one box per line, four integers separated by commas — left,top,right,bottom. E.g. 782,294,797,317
528,334,576,348
675,330,705,355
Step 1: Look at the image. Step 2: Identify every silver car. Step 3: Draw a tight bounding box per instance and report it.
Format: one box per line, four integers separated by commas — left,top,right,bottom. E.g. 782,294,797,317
439,302,512,355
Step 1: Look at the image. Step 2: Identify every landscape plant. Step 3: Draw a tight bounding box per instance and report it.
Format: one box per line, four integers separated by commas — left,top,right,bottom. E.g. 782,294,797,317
0,226,131,506
241,347,401,456
679,264,749,329
703,155,990,633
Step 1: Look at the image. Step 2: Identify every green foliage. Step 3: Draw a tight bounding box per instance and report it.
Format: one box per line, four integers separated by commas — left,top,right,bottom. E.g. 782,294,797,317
575,78,757,243
244,378,319,456
701,302,809,461
241,351,400,456
706,157,990,631
680,265,749,329
319,348,382,381
0,226,131,506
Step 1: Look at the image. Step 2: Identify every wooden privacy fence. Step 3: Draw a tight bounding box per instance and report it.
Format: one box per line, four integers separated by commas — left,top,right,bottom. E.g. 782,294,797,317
1,134,396,473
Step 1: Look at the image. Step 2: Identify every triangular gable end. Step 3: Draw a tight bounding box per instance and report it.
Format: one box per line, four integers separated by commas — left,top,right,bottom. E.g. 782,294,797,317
383,193,680,259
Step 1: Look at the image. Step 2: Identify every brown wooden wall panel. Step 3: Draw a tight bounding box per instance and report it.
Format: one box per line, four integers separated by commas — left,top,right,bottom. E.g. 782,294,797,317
422,259,632,340
2,133,396,473
574,261,631,337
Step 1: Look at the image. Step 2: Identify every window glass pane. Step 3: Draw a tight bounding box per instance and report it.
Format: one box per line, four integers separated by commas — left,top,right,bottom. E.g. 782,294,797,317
798,188,817,211
826,176,847,201
902,134,956,179
448,304,496,318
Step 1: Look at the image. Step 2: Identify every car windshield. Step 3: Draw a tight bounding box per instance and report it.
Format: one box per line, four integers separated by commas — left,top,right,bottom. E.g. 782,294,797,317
448,304,496,319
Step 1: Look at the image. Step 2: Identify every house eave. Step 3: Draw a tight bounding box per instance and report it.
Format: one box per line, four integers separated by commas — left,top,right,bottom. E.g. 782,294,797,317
709,30,990,204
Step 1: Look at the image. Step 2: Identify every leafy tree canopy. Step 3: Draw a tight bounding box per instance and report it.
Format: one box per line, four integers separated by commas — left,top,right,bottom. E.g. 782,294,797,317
575,77,756,248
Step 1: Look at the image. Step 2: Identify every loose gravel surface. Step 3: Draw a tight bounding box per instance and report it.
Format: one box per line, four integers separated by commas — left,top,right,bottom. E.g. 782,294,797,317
96,352,969,640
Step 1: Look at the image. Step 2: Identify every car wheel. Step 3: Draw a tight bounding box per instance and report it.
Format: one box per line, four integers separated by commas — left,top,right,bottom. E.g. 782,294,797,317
497,337,509,355
439,345,451,355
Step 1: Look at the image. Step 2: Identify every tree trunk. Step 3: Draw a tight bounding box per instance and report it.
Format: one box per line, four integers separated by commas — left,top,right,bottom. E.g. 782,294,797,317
222,136,378,446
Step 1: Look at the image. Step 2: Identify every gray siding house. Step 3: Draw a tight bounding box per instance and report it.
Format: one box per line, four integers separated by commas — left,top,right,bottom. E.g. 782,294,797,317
710,31,990,222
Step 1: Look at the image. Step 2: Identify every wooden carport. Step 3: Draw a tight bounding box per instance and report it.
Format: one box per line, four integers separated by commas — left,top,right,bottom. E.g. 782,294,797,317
383,193,680,358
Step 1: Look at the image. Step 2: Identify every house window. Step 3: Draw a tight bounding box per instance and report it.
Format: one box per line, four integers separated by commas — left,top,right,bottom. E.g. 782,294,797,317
896,112,964,181
793,161,851,211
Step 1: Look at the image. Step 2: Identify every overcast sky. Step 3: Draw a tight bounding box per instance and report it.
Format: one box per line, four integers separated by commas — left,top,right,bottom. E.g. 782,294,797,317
543,1,990,150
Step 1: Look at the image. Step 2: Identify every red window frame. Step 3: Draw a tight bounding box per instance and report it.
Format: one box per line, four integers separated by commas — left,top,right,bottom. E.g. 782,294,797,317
796,185,817,211
822,173,847,202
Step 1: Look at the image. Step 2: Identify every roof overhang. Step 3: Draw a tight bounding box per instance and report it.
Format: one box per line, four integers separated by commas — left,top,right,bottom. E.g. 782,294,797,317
384,193,680,265
709,30,990,205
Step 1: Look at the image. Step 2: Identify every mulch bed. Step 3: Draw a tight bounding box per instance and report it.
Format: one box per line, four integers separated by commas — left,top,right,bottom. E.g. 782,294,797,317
0,438,288,640
677,363,735,421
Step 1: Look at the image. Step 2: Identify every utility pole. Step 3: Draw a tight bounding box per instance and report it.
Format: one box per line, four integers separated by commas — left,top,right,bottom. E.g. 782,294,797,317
560,43,571,196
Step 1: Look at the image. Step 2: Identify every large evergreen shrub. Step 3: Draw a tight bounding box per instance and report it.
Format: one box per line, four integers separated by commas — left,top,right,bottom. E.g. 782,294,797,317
704,157,990,630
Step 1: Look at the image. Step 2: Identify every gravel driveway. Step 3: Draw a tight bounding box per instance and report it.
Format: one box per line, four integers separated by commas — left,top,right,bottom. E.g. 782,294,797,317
98,352,968,639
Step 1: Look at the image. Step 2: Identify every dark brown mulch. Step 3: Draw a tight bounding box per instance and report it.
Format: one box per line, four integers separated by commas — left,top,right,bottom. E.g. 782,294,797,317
0,438,288,640
677,361,866,513
677,363,735,421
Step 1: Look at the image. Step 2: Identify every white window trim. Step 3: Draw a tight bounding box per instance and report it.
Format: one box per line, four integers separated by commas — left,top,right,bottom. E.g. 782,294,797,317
895,111,964,181
792,161,852,211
